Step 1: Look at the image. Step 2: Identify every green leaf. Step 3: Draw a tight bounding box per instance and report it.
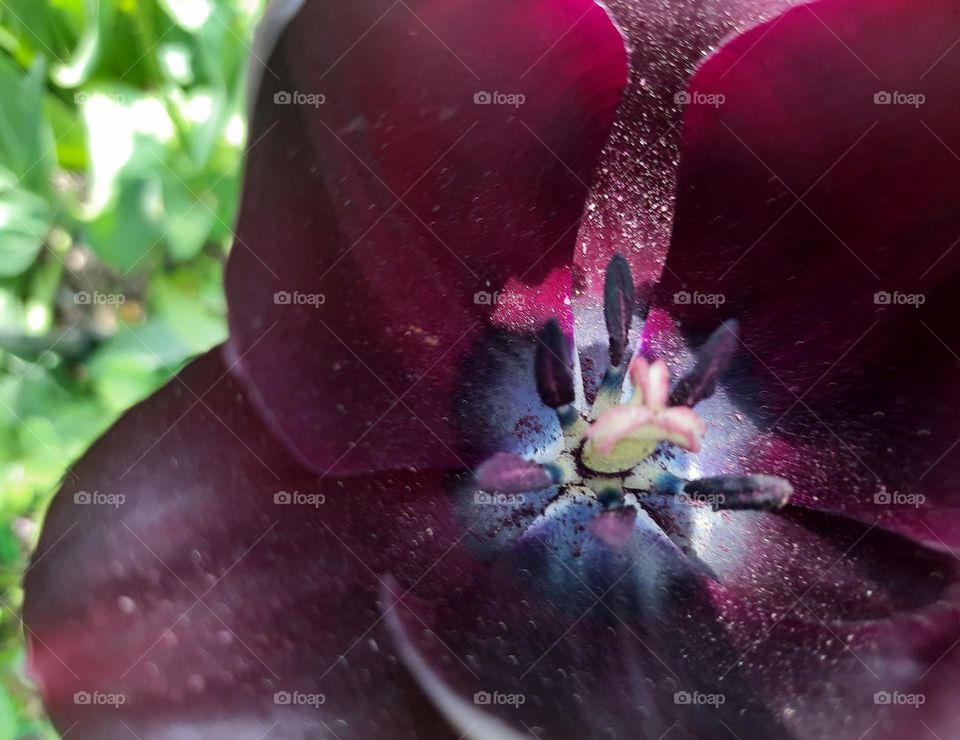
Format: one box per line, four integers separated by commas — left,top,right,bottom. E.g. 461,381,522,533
150,263,226,351
42,95,87,171
0,684,16,739
0,0,71,64
161,175,215,261
178,88,229,169
88,350,166,412
52,0,118,88
0,171,52,277
0,55,51,189
83,177,162,272
158,0,214,32
80,88,173,213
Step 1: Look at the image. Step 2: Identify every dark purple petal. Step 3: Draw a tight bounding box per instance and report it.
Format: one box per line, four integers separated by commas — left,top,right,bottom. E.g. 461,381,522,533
224,0,626,475
569,0,801,402
383,489,960,739
573,0,803,290
655,0,960,547
22,348,480,738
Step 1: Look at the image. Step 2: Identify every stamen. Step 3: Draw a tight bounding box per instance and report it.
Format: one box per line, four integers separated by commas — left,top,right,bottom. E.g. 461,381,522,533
535,318,585,440
683,474,793,511
584,477,626,508
603,253,635,369
475,307,795,530
588,506,637,548
628,357,669,409
588,364,625,420
535,318,575,409
623,469,683,495
669,320,739,407
583,404,705,473
474,452,566,493
588,255,637,420
583,356,706,473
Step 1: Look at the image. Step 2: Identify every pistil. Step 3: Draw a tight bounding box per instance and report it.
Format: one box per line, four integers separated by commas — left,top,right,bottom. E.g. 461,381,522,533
472,253,794,535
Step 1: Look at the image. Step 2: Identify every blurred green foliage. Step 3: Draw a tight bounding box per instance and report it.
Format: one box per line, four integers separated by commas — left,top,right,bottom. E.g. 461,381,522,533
0,0,265,734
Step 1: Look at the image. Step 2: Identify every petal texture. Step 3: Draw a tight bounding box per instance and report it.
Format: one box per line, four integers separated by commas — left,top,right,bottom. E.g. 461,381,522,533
23,348,479,738
225,0,626,475
655,0,960,547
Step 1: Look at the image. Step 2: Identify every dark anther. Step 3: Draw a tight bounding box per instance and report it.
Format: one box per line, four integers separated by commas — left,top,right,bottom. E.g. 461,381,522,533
603,254,636,368
535,318,575,409
684,474,793,511
475,452,556,493
669,319,739,407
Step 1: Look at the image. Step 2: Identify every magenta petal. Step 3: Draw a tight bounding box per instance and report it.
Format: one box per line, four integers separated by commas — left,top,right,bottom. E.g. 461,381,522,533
655,0,960,545
22,348,479,738
224,0,626,475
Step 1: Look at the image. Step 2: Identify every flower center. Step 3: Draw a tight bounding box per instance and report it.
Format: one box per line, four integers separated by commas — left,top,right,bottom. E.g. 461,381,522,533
474,255,793,535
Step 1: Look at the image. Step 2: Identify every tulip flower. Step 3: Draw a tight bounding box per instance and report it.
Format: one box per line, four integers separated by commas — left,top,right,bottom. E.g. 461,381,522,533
23,0,960,738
